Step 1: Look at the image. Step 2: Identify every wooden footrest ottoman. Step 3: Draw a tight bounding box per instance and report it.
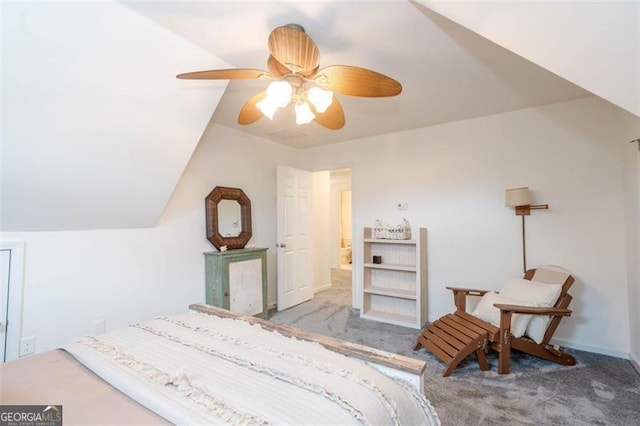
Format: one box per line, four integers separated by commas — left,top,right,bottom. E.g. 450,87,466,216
414,312,489,377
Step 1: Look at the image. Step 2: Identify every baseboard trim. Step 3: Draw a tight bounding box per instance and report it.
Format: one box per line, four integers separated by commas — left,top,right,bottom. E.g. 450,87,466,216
551,338,628,359
630,352,640,375
314,284,332,294
425,316,631,359
268,287,331,311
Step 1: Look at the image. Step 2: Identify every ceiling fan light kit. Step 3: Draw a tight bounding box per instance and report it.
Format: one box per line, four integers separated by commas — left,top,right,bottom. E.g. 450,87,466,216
177,24,402,130
307,86,333,113
294,102,315,125
256,80,292,119
256,77,333,123
266,80,292,108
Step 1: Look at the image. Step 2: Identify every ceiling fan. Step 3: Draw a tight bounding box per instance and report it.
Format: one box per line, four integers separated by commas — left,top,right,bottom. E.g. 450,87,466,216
176,24,402,130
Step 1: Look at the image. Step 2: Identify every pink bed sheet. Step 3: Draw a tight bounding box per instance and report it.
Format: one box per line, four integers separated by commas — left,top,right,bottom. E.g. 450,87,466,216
0,349,168,425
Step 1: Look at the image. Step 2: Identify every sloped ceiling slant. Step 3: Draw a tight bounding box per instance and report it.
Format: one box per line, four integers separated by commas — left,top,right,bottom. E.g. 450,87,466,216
1,2,231,231
418,1,640,117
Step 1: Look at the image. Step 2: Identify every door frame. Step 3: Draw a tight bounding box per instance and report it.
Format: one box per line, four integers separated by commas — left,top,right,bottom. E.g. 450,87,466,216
0,241,25,362
310,166,359,309
329,170,352,269
330,168,358,309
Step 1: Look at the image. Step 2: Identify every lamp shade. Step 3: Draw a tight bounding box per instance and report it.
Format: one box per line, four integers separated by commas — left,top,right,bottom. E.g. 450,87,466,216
294,102,315,125
307,86,333,113
256,96,279,120
505,187,532,207
266,81,292,108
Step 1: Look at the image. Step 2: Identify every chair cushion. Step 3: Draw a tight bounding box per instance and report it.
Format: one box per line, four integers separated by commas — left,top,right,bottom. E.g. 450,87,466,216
500,278,562,305
530,265,571,285
471,292,535,338
500,277,563,344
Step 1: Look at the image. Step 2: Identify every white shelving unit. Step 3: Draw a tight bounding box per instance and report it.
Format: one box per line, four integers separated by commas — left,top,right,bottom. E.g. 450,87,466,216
361,227,427,329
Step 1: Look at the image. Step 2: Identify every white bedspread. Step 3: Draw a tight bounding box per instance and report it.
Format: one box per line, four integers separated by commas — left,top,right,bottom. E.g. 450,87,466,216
65,312,439,425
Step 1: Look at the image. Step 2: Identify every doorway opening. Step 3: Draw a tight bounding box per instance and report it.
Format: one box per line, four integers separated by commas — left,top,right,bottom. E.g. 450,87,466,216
275,166,354,315
310,168,353,306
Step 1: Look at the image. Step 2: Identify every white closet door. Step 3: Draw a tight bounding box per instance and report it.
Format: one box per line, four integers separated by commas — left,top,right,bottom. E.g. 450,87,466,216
0,250,10,362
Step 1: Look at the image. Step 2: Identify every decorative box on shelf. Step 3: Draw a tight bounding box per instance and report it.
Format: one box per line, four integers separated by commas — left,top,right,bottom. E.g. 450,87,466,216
372,219,412,240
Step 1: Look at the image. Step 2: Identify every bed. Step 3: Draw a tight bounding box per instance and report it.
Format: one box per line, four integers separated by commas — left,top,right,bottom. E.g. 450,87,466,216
0,304,439,425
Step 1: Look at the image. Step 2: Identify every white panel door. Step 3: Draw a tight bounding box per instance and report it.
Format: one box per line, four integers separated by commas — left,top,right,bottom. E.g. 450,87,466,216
0,250,10,362
277,166,313,311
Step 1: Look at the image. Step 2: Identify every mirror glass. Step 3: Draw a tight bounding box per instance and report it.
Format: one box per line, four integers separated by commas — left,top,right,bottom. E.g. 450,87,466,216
218,200,242,237
205,186,252,250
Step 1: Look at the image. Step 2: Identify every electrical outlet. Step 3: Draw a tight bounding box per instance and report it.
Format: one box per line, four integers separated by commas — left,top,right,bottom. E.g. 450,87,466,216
19,336,36,357
396,202,408,210
93,319,106,335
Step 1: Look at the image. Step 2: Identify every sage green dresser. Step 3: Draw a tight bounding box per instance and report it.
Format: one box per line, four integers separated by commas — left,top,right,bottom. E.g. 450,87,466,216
204,248,268,319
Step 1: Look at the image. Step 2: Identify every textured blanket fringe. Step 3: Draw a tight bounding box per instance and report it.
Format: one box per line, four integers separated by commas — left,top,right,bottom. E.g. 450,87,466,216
390,376,441,425
133,323,372,425
160,316,400,424
75,336,269,426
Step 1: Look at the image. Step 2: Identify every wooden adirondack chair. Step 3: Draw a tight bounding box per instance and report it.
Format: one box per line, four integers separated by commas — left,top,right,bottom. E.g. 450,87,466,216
415,265,576,376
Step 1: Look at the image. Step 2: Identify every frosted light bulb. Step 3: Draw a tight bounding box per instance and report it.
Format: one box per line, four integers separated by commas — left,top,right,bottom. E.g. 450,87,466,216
256,97,279,120
295,102,315,125
267,81,292,108
307,87,333,113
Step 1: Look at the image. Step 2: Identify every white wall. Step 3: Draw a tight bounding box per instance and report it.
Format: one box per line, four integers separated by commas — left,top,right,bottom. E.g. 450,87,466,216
311,172,332,292
0,124,297,354
627,145,640,368
636,150,640,369
3,95,639,359
300,96,640,357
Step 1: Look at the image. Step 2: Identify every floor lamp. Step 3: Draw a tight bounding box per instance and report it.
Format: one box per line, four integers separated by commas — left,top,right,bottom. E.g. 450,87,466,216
505,187,548,273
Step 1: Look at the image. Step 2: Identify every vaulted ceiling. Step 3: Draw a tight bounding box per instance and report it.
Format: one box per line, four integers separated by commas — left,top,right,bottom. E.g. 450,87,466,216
124,1,594,148
2,1,638,231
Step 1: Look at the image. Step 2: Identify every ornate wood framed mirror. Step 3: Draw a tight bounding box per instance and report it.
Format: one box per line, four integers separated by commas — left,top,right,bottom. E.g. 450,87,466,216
205,186,252,250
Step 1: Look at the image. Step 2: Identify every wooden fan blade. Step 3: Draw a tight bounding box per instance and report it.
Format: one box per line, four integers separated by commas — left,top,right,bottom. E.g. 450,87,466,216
313,65,402,97
268,26,320,74
238,92,267,125
176,69,272,80
267,55,289,77
312,97,345,130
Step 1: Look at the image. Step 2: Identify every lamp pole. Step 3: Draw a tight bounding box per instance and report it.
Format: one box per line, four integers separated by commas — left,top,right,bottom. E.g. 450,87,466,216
521,215,527,273
515,203,548,274
506,187,548,275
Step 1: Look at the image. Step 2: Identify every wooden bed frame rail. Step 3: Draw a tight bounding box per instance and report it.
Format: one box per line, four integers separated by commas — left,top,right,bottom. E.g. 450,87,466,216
189,304,426,391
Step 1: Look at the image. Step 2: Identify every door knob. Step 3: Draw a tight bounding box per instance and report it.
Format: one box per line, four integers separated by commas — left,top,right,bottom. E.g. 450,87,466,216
277,243,287,248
